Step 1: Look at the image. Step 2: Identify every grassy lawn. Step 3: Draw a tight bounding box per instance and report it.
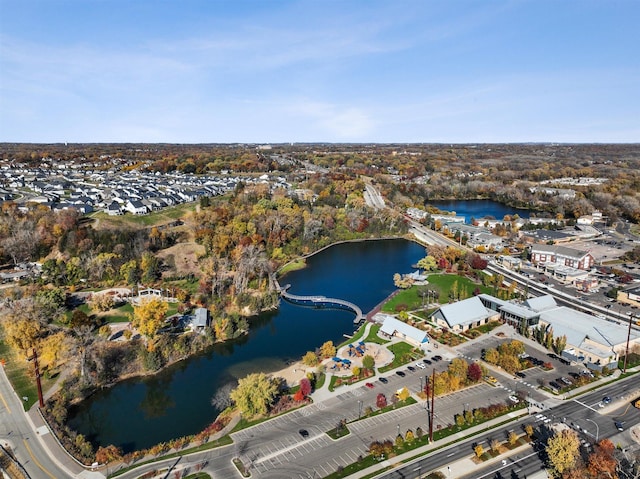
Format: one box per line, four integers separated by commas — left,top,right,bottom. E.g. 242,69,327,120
165,276,200,296
381,274,492,314
185,474,212,479
619,353,640,370
0,341,57,411
92,203,196,229
363,324,390,345
339,323,388,349
339,323,367,347
382,287,427,312
326,424,351,440
278,259,307,276
378,342,422,373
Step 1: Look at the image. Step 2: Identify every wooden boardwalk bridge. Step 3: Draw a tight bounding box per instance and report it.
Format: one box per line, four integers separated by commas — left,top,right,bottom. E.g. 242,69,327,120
277,283,364,324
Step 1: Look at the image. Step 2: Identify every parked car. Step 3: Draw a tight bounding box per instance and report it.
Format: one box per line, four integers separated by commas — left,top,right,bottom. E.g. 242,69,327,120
485,376,498,384
433,355,443,361
416,362,426,369
299,429,309,438
515,372,526,379
603,396,612,404
407,366,416,372
396,371,406,377
508,395,519,403
615,421,624,431
423,358,432,365
379,377,388,384
365,382,374,389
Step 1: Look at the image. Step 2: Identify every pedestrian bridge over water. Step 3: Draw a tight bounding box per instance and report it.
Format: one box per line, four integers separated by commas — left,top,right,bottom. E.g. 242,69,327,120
278,283,364,324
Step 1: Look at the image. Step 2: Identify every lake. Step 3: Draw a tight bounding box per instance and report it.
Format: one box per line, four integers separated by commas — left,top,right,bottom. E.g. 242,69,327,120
68,238,426,452
427,199,531,223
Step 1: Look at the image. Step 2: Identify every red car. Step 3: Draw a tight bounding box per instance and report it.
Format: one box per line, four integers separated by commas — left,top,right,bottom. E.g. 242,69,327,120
365,382,374,389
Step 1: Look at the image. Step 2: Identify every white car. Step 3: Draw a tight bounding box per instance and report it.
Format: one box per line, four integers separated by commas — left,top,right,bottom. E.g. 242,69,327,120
416,362,426,369
508,395,519,403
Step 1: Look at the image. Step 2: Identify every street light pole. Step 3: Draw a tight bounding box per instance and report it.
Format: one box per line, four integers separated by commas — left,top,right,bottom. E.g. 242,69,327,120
623,313,634,374
585,418,599,442
358,400,362,419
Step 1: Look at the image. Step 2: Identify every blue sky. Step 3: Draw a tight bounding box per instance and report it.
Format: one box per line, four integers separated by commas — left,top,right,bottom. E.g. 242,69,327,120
1,0,638,143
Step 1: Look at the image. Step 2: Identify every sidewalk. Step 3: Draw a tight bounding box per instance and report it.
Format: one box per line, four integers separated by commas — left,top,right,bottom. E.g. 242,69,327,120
347,408,534,479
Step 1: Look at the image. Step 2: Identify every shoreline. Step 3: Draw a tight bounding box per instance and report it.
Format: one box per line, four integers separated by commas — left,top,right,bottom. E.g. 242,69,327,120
276,235,415,279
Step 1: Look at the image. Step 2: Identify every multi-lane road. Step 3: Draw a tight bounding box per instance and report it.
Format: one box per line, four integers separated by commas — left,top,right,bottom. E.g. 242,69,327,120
0,367,80,479
376,373,640,479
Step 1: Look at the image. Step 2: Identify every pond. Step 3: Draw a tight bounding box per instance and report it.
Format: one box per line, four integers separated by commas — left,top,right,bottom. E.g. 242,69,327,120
67,238,426,452
427,199,531,222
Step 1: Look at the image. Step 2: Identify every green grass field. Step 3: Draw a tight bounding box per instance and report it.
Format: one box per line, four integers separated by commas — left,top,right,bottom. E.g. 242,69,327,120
0,341,57,410
91,202,196,229
382,273,493,313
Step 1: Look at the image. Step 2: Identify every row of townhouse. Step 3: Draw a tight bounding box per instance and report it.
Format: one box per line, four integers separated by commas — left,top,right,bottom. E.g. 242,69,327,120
0,163,293,216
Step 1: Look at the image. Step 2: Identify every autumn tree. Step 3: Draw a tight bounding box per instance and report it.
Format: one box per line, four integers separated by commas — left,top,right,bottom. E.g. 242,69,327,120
396,387,411,402
89,293,115,312
376,393,387,409
467,362,483,382
417,255,437,271
229,372,279,417
362,354,375,371
448,358,468,382
587,439,617,479
299,377,312,397
490,439,501,453
302,351,319,366
39,332,73,372
95,444,123,464
474,444,484,458
483,348,499,364
547,429,580,476
132,298,168,338
319,341,336,358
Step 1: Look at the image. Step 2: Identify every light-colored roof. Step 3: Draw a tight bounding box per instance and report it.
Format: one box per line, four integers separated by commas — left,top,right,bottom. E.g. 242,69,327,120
499,302,540,319
192,307,209,327
478,293,510,308
524,295,558,312
433,296,496,328
539,307,639,351
379,315,428,343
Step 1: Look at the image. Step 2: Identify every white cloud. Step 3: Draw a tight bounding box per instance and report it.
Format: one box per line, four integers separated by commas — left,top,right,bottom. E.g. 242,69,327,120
287,100,375,139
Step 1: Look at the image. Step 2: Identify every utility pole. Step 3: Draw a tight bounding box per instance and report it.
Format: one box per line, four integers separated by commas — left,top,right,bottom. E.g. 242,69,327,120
429,368,435,442
623,313,635,374
29,348,44,408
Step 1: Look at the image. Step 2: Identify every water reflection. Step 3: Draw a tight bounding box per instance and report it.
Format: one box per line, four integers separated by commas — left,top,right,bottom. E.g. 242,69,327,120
139,376,175,419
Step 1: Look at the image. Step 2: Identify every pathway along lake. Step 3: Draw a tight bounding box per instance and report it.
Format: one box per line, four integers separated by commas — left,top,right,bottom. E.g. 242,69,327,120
68,238,426,452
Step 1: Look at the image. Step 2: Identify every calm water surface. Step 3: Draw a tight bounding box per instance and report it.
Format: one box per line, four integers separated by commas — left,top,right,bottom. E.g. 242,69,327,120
68,239,426,452
427,199,531,222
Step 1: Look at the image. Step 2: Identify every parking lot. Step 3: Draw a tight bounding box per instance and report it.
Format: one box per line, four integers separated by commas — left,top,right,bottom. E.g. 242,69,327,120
454,325,595,404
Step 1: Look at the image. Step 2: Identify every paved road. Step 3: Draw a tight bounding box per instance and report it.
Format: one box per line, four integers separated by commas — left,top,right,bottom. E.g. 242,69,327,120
0,366,78,479
374,373,640,479
363,184,386,210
